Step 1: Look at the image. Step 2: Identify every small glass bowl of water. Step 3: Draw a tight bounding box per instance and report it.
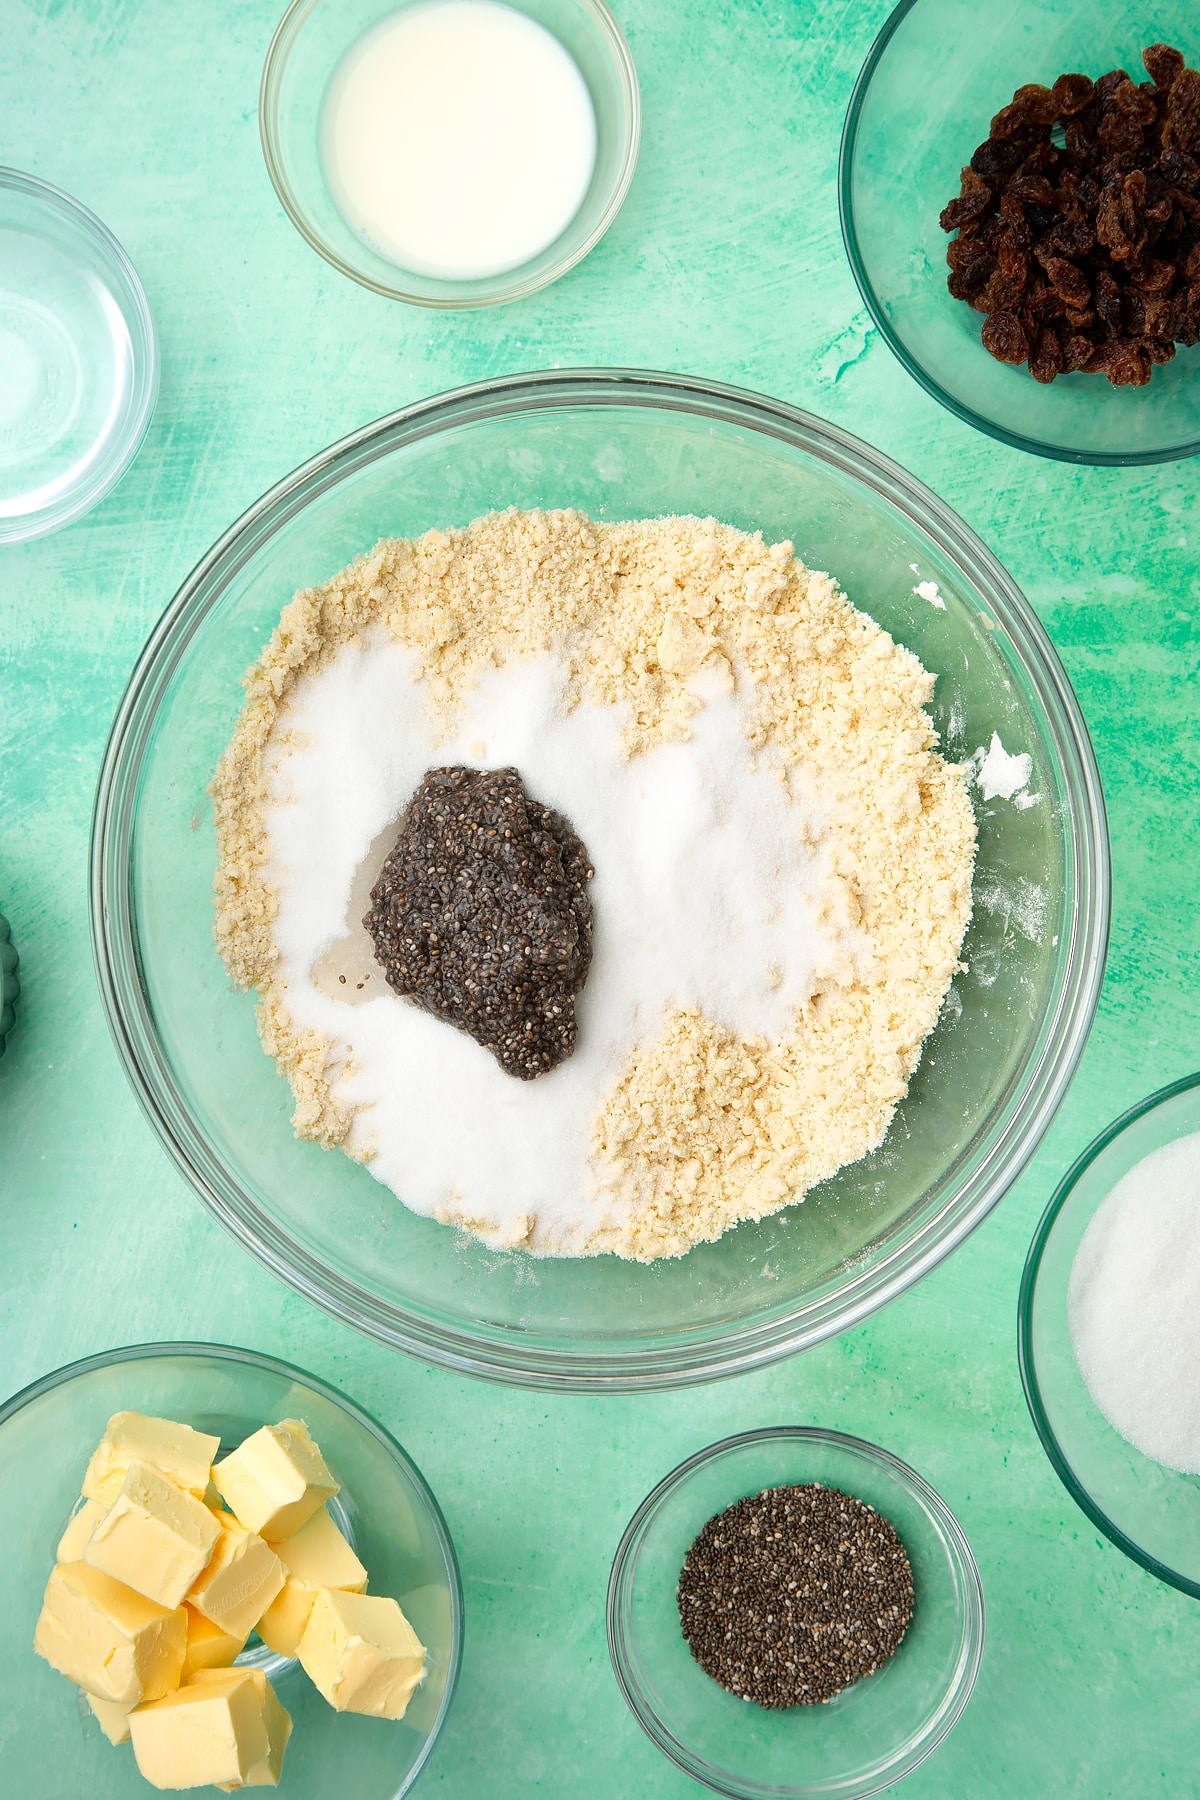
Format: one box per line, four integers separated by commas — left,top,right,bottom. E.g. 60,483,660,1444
0,169,157,543
260,0,640,308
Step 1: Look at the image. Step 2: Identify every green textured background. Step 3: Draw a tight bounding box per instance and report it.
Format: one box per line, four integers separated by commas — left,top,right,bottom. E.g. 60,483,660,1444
3,1,1199,1795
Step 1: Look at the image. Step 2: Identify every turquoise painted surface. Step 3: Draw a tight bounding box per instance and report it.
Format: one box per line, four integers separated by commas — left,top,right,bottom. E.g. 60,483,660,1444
2,1,1199,1794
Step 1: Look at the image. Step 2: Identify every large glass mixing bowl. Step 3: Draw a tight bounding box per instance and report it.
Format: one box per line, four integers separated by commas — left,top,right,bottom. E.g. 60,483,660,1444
91,370,1109,1390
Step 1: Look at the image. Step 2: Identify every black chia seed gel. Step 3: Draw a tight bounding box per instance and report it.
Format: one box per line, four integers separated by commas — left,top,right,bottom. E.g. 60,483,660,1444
676,1483,914,1707
363,765,594,1080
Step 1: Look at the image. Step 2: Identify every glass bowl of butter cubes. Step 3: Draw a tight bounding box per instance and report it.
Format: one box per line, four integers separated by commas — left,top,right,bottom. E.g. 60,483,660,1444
0,1340,462,1795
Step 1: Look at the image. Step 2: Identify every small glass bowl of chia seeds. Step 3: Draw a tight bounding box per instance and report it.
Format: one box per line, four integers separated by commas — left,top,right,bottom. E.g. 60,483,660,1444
607,1428,984,1799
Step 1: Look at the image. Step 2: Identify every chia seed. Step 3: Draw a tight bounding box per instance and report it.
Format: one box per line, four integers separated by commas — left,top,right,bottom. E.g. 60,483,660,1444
676,1483,914,1707
363,765,594,1080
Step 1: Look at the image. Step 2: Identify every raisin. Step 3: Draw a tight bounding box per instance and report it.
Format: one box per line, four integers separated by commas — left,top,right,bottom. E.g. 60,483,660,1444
1107,345,1153,385
997,240,1030,289
1113,78,1159,126
939,169,994,232
1027,327,1064,382
1143,43,1185,92
1063,118,1098,161
991,98,1048,141
981,309,1029,363
1038,254,1091,307
941,44,1200,386
1096,171,1147,261
948,265,995,304
1098,110,1144,156
1167,68,1200,148
1063,333,1094,371
1142,293,1174,336
1094,69,1132,104
1052,72,1095,116
970,138,1025,183
978,269,1024,313
1095,267,1123,332
1027,284,1066,324
1160,148,1200,190
1013,83,1059,124
999,190,1032,246
1131,254,1175,292
1121,288,1147,334
1008,174,1056,206
947,236,996,278
1038,216,1095,257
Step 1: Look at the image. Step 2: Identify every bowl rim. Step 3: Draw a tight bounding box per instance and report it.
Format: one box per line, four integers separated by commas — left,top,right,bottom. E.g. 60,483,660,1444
0,1337,465,1794
89,366,1110,1391
605,1425,986,1800
0,165,159,542
1016,1067,1200,1597
837,0,1200,469
258,0,641,309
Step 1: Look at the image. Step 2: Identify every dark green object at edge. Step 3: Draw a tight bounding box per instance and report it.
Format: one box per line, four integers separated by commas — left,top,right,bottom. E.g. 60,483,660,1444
0,911,19,1054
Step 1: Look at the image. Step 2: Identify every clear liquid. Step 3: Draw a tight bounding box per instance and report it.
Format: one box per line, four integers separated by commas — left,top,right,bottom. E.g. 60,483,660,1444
0,222,135,524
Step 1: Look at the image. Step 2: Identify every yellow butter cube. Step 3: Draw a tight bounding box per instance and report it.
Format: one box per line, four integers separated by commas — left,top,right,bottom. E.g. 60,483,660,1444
83,1413,220,1508
129,1669,268,1791
258,1506,367,1657
181,1602,246,1677
85,1461,221,1609
190,1669,293,1790
271,1503,367,1587
213,1419,337,1541
34,1562,186,1705
298,1589,426,1720
187,1513,285,1641
86,1691,137,1745
255,1581,315,1660
56,1497,107,1564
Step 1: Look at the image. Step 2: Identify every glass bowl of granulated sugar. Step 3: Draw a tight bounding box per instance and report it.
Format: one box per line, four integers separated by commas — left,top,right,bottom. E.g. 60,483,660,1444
1020,1071,1200,1594
92,369,1109,1390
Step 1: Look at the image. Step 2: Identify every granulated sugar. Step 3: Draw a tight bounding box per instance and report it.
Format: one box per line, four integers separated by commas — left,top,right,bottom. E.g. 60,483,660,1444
1068,1131,1200,1473
261,645,839,1252
212,509,978,1260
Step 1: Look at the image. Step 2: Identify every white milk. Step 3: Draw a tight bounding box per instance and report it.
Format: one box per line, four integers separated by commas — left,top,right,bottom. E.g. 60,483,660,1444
320,0,597,280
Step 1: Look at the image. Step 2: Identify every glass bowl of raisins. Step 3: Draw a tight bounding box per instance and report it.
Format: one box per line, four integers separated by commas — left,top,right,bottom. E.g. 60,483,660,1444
840,0,1200,463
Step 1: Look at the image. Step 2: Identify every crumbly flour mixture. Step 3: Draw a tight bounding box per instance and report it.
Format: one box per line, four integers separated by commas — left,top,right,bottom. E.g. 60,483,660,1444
211,510,976,1260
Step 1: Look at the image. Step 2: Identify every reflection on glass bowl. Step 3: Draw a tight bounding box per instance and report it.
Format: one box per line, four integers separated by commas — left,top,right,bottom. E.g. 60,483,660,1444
92,369,1108,1390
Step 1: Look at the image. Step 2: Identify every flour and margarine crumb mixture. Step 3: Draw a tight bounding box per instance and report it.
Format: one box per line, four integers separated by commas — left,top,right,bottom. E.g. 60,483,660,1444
211,510,976,1261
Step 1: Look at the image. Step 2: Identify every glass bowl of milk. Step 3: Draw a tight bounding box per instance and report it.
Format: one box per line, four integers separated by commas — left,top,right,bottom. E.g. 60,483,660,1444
261,0,639,307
